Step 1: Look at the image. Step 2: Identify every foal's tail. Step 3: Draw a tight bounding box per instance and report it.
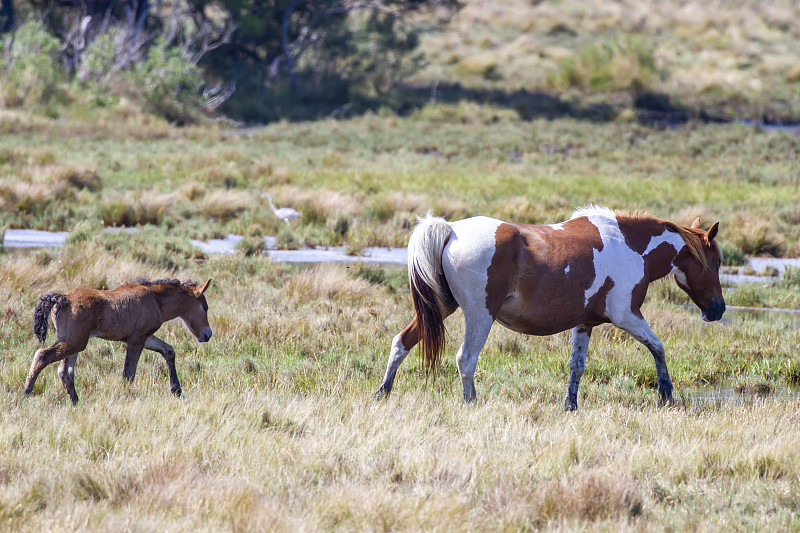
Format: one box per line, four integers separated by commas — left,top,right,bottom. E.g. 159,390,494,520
33,292,68,343
407,213,453,373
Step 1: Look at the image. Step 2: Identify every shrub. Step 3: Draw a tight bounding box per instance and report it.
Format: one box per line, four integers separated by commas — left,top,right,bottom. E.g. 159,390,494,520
134,37,205,124
236,235,267,257
0,22,64,108
548,37,659,93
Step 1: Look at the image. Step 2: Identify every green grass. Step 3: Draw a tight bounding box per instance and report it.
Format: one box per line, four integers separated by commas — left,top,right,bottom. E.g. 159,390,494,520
2,109,800,255
2,241,800,531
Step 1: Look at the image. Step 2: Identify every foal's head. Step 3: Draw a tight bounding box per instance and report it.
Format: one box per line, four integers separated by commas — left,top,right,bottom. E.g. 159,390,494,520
672,219,725,322
178,279,213,342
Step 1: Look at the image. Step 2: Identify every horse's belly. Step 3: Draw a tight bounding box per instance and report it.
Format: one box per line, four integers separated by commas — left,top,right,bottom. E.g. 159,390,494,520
495,293,585,336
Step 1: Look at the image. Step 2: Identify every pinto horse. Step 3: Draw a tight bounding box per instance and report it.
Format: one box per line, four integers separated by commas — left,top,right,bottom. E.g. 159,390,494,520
24,278,212,404
375,206,725,409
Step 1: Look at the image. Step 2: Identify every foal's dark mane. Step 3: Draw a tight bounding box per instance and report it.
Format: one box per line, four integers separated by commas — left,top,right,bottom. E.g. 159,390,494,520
129,278,199,288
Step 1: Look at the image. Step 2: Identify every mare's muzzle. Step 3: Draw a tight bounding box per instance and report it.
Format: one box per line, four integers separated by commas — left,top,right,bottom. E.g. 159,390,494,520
702,298,726,322
199,327,213,343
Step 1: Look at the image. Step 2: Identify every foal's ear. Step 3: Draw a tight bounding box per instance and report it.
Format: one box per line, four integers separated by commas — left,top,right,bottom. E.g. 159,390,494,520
690,217,701,229
704,222,719,244
196,279,212,297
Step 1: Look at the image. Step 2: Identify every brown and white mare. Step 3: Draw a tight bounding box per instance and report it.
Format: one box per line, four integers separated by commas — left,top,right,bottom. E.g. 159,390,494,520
375,206,725,409
25,279,212,404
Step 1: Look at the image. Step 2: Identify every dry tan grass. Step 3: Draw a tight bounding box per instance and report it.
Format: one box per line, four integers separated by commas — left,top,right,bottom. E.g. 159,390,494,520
282,265,377,303
198,189,254,221
0,242,168,296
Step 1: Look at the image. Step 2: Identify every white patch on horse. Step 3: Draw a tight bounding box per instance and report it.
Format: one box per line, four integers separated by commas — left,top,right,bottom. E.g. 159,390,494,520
581,211,644,322
644,228,685,256
443,217,504,317
549,222,566,231
564,265,570,275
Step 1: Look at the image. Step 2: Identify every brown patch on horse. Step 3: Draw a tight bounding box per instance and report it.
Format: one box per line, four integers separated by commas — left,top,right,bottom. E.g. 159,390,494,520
585,277,615,324
399,318,420,351
616,213,671,255
486,224,523,315
491,216,610,335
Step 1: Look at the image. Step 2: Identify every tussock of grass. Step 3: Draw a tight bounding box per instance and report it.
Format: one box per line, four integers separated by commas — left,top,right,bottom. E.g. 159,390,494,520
199,189,254,221
283,265,377,303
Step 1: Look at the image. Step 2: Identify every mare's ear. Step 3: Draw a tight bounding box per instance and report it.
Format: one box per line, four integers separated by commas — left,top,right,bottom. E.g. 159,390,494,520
704,222,719,245
196,279,212,297
690,217,701,229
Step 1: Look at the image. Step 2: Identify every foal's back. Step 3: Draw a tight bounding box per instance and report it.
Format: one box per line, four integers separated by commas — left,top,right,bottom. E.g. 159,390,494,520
60,284,162,342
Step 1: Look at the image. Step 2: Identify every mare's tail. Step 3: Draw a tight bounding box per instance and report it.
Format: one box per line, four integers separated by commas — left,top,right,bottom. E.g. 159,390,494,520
407,213,453,372
33,292,68,343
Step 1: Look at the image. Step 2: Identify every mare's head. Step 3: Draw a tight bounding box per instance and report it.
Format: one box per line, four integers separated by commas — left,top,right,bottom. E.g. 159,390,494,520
180,279,213,342
672,218,725,322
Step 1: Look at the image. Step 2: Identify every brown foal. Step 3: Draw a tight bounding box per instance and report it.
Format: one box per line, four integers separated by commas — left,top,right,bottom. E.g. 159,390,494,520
25,278,212,404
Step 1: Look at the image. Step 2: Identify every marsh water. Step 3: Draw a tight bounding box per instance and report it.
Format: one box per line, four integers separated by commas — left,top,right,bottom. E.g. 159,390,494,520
680,305,800,404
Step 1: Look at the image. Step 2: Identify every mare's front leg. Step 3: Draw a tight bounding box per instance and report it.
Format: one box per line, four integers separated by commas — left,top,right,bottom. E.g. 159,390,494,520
123,339,146,384
564,325,592,411
24,340,87,399
145,336,181,396
57,354,79,405
616,316,673,403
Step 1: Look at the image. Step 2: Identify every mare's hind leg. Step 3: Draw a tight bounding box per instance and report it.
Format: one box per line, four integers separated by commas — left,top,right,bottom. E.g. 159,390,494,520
615,316,673,403
144,336,181,396
564,325,592,411
24,340,86,397
374,304,458,400
374,319,418,400
455,312,494,403
57,354,79,405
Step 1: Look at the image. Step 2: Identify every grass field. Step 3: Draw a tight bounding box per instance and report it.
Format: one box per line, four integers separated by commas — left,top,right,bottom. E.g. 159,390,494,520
2,232,800,530
3,0,800,526
2,106,800,257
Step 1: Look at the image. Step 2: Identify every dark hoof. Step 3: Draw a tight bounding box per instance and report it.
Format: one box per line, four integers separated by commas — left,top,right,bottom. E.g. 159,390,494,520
564,397,578,411
659,395,675,406
171,386,182,397
373,388,390,401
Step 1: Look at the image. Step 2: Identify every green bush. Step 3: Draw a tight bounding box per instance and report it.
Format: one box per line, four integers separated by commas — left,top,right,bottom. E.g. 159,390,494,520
134,37,205,124
0,22,64,108
548,37,659,93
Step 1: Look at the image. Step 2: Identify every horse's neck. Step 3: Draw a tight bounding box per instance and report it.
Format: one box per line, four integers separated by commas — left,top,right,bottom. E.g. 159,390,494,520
642,222,686,282
152,288,187,322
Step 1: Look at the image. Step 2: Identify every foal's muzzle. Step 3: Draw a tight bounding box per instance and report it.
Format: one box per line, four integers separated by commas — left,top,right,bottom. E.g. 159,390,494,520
702,299,726,322
198,327,213,343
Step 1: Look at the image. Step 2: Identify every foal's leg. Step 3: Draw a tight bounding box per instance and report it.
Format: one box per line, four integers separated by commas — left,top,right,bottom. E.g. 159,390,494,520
57,354,79,405
122,339,146,383
24,341,86,397
374,319,418,400
615,316,673,403
455,312,494,403
564,325,593,411
145,335,181,396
